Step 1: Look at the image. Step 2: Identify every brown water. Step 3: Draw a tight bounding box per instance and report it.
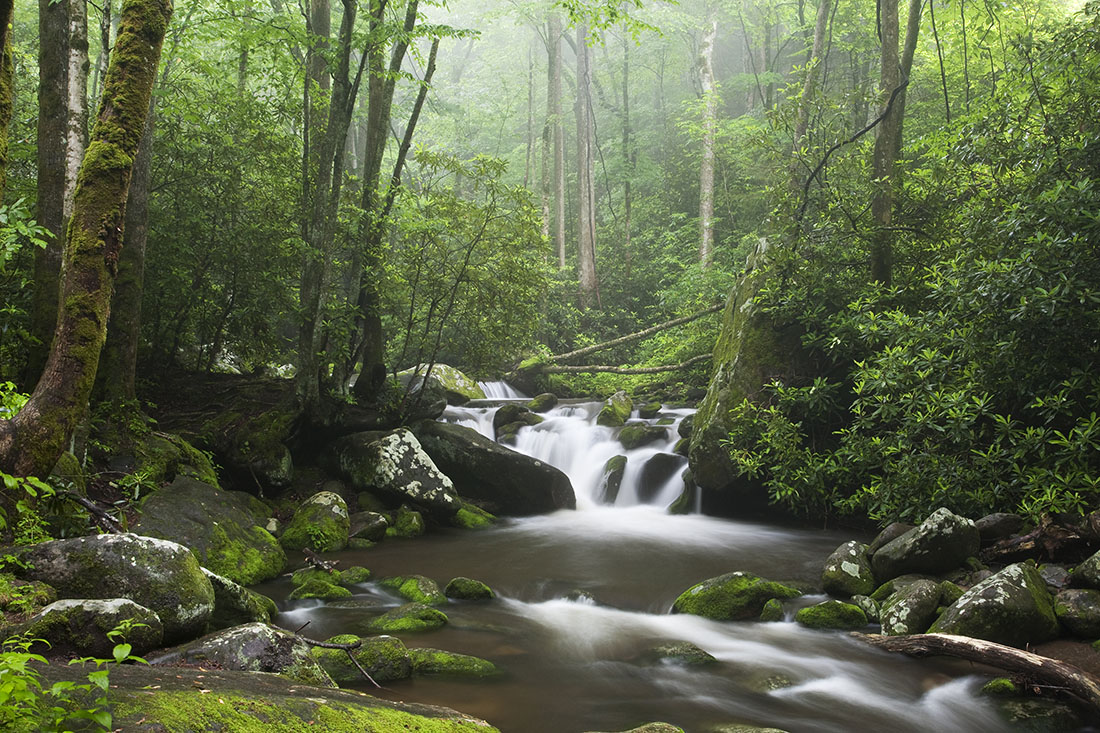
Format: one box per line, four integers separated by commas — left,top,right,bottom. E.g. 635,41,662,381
258,397,1013,732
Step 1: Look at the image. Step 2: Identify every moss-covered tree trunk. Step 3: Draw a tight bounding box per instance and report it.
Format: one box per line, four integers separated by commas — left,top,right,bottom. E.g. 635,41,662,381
0,0,14,199
0,0,172,477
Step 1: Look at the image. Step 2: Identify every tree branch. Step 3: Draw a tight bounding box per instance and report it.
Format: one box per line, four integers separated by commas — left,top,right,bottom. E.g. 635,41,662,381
540,354,711,374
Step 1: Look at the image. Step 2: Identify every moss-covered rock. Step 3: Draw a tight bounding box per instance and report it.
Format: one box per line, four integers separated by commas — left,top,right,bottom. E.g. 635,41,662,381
1072,549,1100,590
879,578,941,636
871,508,980,582
981,677,1020,696
47,663,498,732
279,491,350,552
597,391,633,427
995,698,1083,732
851,595,880,624
349,511,389,541
867,522,914,555
444,577,494,600
20,598,163,658
134,476,286,585
410,647,501,678
929,562,1059,647
759,598,785,622
149,622,334,687
339,566,373,585
1054,588,1100,637
527,393,558,413
133,432,220,488
450,501,496,530
585,723,684,733
379,575,447,605
821,541,875,597
672,572,801,621
201,408,295,491
599,455,627,504
308,633,413,683
639,641,717,666
0,573,57,626
794,600,868,630
368,603,449,633
386,505,426,537
203,568,276,630
639,403,662,419
493,404,544,438
667,480,695,515
288,578,352,602
618,423,668,450
397,364,486,405
16,533,214,643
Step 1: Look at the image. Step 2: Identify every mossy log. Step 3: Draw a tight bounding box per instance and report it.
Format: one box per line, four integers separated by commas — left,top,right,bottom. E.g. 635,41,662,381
853,632,1100,714
0,0,172,477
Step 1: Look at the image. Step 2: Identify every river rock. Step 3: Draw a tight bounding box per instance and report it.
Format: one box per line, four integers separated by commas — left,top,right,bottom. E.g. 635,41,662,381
410,647,501,677
349,511,389,542
1054,589,1100,637
309,633,413,683
637,453,684,502
289,577,352,602
202,568,276,630
367,603,449,633
599,455,627,504
618,422,668,450
867,522,914,555
929,562,1059,647
412,421,576,515
528,392,559,412
639,641,718,666
1071,549,1100,589
795,600,868,630
20,598,163,658
379,575,447,605
677,414,694,440
16,533,215,643
975,513,1028,544
396,363,485,405
871,508,979,581
148,622,334,687
759,598,785,621
639,403,662,419
586,725,684,733
1039,564,1071,590
851,595,880,624
493,403,544,432
821,541,875,597
445,577,494,600
133,476,285,585
597,391,633,427
200,408,295,491
672,572,801,621
279,491,350,552
386,505,426,537
879,578,941,636
326,429,462,521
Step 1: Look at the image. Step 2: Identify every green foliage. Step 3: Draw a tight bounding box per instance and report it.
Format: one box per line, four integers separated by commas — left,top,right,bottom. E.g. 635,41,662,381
0,201,47,381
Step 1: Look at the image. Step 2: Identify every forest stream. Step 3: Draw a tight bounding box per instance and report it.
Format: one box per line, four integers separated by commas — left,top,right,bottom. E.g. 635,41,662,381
253,383,1013,733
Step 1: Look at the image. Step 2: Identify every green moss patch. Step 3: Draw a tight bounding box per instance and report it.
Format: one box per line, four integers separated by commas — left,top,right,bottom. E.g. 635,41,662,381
672,572,801,621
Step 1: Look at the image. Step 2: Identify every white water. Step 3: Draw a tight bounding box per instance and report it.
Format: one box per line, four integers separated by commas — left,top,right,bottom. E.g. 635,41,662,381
477,380,529,399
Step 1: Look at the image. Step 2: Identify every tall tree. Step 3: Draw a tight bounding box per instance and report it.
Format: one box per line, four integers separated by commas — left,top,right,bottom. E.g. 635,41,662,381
697,10,717,268
0,0,172,477
547,14,566,269
0,0,12,199
28,0,89,383
575,22,599,308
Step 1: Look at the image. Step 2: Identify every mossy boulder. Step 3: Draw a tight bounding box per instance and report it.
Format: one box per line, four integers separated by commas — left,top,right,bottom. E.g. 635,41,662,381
412,420,576,515
20,598,163,658
288,578,352,602
929,562,1059,647
618,422,668,450
527,393,558,412
638,641,717,666
759,598,785,622
871,508,980,582
1071,549,1100,589
279,491,350,552
203,568,276,630
133,432,220,488
597,391,633,427
975,513,1028,545
16,533,215,643
821,541,875,597
134,476,286,585
851,595,880,624
493,403,544,437
867,522,914,555
409,647,501,678
995,698,1083,732
450,501,496,530
445,577,494,600
386,505,426,537
201,408,295,491
149,622,334,687
672,572,801,621
879,578,941,636
339,566,373,585
637,453,684,503
0,572,57,624
585,724,684,733
1054,588,1100,637
379,575,447,605
349,511,389,542
325,429,462,521
309,634,413,683
638,403,662,419
688,242,809,501
599,455,627,504
396,364,485,405
794,600,868,630
367,603,449,633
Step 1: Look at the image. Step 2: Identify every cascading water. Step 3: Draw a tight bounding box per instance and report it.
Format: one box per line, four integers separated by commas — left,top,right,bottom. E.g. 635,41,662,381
478,380,529,399
262,385,1015,732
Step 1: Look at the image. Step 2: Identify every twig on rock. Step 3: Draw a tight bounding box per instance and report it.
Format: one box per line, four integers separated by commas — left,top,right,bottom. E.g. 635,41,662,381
297,635,381,688
60,491,124,534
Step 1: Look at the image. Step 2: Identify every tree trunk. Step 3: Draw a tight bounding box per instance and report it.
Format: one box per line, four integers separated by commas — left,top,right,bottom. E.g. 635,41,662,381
791,0,832,160
575,23,599,309
0,0,12,199
869,0,922,286
548,14,566,270
621,28,634,281
0,0,171,477
698,13,717,268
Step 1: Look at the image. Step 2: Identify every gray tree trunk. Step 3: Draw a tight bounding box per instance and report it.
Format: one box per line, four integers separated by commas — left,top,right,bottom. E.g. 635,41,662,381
575,23,599,309
698,13,717,268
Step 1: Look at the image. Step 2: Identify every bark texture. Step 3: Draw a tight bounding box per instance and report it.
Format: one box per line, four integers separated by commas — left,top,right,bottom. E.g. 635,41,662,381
0,0,14,198
574,23,599,309
698,14,717,268
0,0,172,477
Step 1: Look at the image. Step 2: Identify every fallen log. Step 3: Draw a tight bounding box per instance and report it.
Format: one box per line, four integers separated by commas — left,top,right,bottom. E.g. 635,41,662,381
539,354,711,375
852,632,1100,714
981,515,1094,565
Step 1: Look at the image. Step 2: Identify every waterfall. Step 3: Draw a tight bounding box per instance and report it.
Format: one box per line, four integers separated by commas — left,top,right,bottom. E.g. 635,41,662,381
477,380,528,399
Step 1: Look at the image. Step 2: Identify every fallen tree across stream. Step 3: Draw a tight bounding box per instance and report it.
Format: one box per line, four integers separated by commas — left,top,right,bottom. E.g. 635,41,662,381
852,632,1100,714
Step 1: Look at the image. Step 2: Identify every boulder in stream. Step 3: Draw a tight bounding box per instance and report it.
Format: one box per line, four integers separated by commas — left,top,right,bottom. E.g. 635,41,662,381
309,633,413,683
528,392,559,412
20,598,163,658
396,363,486,405
794,600,868,630
410,647,501,678
202,568,276,630
870,508,979,581
821,540,875,597
597,391,633,427
445,576,495,600
1054,588,1100,637
672,572,801,621
378,575,447,605
367,602,449,633
412,420,576,515
879,578,941,636
637,453,684,503
599,455,627,504
618,422,668,450
638,641,718,666
929,562,1059,647
279,491,350,552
